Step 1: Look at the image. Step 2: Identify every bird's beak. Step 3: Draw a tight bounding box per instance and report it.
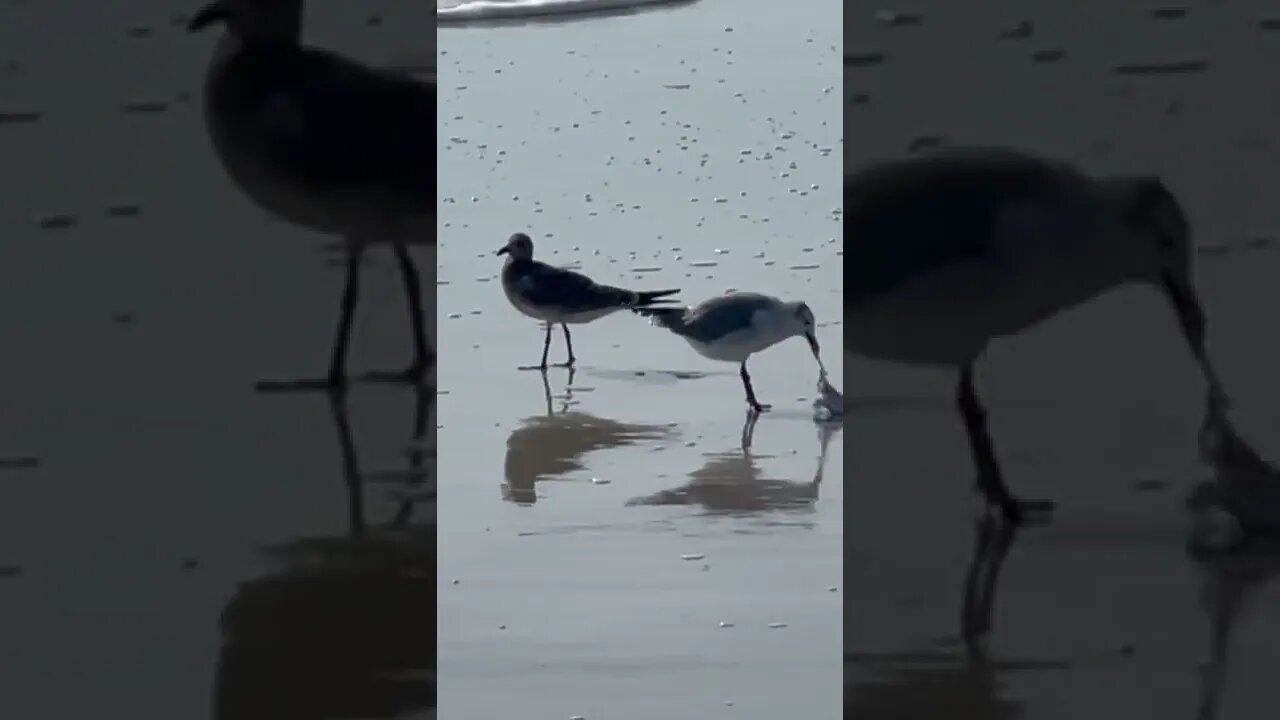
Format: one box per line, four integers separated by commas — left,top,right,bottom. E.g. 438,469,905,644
187,2,228,32
805,330,824,369
1161,270,1228,409
806,331,821,358
495,246,509,256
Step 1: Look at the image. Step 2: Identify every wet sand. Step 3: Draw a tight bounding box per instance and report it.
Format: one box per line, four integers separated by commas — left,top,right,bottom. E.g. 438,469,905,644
848,2,1280,718
438,0,842,716
0,2,435,718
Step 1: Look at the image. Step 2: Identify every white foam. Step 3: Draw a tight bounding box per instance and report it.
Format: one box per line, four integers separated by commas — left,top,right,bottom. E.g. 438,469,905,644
438,0,696,23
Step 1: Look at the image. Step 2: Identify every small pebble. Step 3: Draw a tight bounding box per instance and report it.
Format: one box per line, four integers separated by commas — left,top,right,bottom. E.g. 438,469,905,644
0,457,40,469
38,214,77,230
105,204,142,217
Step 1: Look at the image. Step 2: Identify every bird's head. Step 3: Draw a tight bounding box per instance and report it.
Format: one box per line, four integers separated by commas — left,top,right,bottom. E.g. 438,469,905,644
187,0,302,42
496,232,535,261
1116,175,1193,286
1113,174,1228,409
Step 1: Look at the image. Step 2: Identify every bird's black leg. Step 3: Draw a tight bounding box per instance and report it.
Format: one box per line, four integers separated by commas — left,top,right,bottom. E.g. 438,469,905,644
957,364,1053,524
740,361,771,413
396,243,432,376
255,245,365,392
364,243,433,385
554,324,576,367
519,325,553,371
326,245,364,387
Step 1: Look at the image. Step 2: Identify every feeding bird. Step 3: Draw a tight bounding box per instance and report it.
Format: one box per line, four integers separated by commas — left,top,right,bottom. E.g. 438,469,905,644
635,292,823,413
846,146,1228,523
496,232,680,369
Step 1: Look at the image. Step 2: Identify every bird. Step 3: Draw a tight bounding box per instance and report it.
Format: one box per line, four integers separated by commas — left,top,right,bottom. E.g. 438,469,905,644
846,146,1229,523
635,291,824,413
496,232,681,370
188,0,434,391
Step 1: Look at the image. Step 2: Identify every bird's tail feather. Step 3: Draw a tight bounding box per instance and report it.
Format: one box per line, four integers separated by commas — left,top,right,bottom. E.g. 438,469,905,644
632,304,686,330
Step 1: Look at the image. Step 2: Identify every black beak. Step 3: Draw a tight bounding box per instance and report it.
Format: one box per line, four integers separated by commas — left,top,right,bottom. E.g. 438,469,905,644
1162,271,1205,356
1162,270,1228,408
495,246,509,256
187,2,228,32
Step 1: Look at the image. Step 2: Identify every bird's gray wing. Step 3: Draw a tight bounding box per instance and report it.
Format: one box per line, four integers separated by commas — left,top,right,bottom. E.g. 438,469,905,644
680,293,777,342
510,261,631,312
224,45,434,205
845,149,1077,307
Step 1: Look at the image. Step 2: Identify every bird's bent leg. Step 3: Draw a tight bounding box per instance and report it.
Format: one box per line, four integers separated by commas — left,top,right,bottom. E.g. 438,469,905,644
327,245,365,387
393,242,433,378
520,325,553,371
555,324,576,367
957,364,1053,524
740,361,771,413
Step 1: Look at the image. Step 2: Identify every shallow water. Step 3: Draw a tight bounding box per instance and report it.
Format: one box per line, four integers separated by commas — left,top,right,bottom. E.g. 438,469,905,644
438,0,842,716
848,2,1280,718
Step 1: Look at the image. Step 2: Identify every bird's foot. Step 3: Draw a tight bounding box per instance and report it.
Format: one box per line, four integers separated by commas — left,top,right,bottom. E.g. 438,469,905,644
995,497,1056,525
553,360,576,369
748,402,772,414
361,362,431,386
518,364,549,371
254,376,348,393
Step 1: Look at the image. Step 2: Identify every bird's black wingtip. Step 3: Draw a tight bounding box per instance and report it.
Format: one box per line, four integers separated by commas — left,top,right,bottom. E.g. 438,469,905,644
635,288,681,305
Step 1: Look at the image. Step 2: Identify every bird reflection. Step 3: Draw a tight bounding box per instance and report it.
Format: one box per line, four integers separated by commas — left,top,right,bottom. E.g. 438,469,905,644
624,412,837,515
213,386,435,720
1186,394,1280,720
502,369,672,505
1189,540,1280,720
845,516,1067,718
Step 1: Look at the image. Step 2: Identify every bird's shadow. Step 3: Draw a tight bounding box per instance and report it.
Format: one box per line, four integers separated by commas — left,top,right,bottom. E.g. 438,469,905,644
845,516,1068,719
572,366,724,384
623,411,839,515
502,369,675,505
212,385,435,720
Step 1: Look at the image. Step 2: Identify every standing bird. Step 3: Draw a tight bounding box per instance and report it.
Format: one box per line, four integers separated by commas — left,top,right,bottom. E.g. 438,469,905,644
635,292,823,413
846,146,1229,523
188,0,434,391
496,233,680,370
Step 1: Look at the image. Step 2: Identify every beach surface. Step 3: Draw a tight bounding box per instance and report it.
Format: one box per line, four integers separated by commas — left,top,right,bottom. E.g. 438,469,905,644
848,3,1280,718
438,0,843,717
